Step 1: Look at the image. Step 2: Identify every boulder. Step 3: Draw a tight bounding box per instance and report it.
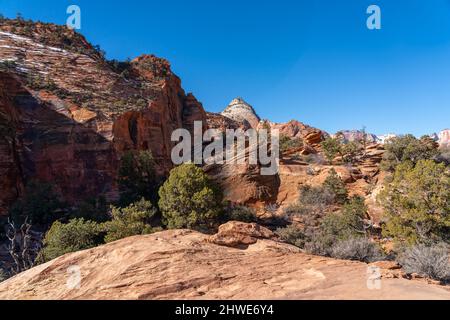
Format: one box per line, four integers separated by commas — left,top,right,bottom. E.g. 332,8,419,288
209,221,277,247
267,120,326,147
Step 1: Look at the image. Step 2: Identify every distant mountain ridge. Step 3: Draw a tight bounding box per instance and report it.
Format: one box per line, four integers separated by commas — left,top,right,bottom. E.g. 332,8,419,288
331,129,449,147
219,98,448,148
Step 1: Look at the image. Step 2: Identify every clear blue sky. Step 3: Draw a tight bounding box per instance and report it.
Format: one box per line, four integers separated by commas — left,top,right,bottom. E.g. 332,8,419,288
1,0,450,136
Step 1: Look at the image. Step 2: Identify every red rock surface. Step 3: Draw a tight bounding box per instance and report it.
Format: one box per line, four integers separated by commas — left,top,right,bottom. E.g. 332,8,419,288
221,97,260,129
0,21,206,213
206,112,248,131
208,221,277,247
1,228,448,300
268,120,327,147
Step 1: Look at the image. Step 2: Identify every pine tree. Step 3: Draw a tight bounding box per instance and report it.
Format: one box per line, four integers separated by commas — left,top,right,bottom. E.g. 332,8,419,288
158,163,222,229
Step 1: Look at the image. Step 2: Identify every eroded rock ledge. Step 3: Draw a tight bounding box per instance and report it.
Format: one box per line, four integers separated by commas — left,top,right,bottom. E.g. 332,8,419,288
0,223,448,300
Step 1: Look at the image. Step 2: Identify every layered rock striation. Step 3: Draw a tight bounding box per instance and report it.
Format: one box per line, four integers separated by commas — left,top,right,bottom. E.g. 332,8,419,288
0,226,448,300
221,97,260,129
0,19,206,213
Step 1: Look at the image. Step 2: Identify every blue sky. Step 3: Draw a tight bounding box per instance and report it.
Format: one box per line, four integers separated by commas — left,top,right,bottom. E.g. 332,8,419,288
1,0,450,136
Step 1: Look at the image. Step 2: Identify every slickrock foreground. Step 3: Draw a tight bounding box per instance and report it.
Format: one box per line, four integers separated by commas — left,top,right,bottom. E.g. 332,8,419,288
0,228,448,300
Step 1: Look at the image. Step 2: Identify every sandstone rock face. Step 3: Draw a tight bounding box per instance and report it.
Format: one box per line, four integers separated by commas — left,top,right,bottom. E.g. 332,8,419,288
0,22,206,213
203,148,281,207
438,129,450,148
221,97,260,129
268,120,326,147
275,143,386,217
206,112,248,131
0,72,24,212
203,118,327,208
0,228,448,300
209,221,277,247
204,113,385,213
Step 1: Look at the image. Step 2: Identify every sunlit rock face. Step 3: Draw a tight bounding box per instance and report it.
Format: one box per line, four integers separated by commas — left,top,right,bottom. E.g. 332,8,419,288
1,227,449,300
221,97,261,129
0,20,206,213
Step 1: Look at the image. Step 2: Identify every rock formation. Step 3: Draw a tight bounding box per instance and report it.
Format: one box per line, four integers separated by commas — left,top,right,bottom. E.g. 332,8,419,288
203,144,281,207
267,120,326,148
0,20,206,213
221,97,260,129
208,221,277,247
0,226,448,300
205,112,248,131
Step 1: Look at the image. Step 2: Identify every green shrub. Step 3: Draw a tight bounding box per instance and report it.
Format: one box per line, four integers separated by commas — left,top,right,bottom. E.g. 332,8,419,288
0,268,9,283
72,196,109,222
435,147,450,166
9,180,64,225
275,225,305,248
338,196,368,236
379,160,450,245
38,218,104,263
398,243,450,282
320,197,367,238
0,60,18,72
225,206,257,223
107,59,131,74
279,135,303,155
118,150,159,206
158,163,222,229
281,186,337,251
380,135,439,172
321,137,342,163
323,169,348,204
305,197,369,256
297,185,335,213
304,230,337,256
342,141,363,164
283,177,350,250
330,238,383,263
104,198,157,243
26,74,58,91
282,203,307,217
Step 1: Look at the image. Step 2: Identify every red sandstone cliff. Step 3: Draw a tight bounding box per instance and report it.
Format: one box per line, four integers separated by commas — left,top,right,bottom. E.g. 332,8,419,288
0,19,206,213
